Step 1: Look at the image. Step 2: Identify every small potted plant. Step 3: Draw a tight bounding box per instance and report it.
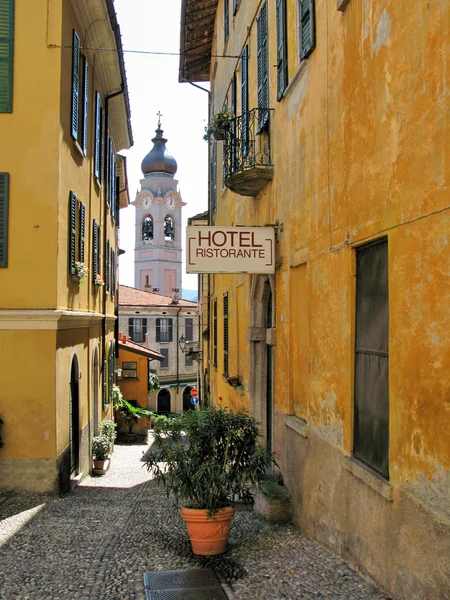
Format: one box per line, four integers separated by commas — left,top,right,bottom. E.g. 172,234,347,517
92,434,111,473
99,418,117,453
73,261,89,284
94,273,105,287
203,110,233,142
142,405,276,555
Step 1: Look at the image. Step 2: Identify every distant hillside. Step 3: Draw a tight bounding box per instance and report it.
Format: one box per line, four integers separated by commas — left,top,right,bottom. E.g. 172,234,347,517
182,289,198,302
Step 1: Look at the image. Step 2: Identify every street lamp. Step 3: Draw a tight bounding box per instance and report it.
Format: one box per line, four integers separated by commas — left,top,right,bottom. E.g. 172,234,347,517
178,334,202,361
178,334,186,353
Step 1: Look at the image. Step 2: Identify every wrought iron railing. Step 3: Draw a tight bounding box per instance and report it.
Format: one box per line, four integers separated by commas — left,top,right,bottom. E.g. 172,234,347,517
223,108,273,182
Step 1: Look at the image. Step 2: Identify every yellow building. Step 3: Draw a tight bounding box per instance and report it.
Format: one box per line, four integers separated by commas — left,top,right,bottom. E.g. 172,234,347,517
0,0,132,493
180,1,450,599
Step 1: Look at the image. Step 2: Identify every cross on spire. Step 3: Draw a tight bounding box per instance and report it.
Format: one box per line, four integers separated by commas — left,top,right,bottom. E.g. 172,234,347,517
157,111,162,128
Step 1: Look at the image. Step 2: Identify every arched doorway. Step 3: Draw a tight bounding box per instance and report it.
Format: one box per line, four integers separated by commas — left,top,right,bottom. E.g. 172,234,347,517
92,348,99,436
249,275,274,456
157,388,171,414
183,386,194,411
69,356,80,477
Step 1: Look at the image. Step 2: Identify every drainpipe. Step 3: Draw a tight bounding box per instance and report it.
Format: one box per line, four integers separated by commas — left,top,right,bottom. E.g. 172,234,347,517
176,306,182,397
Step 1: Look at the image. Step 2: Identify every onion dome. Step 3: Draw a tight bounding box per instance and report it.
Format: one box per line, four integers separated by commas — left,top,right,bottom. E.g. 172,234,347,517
141,123,177,177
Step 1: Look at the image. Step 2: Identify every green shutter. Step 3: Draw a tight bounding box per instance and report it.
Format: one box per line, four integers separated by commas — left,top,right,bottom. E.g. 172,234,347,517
92,219,98,282
0,0,14,113
99,105,104,185
233,0,237,16
82,56,88,155
300,0,316,60
97,224,101,279
223,293,229,376
155,318,161,342
213,298,218,367
71,30,80,140
102,354,107,409
106,239,110,292
231,73,236,173
257,2,269,131
79,201,85,263
168,319,173,343
108,342,114,404
241,46,249,157
111,249,115,296
94,92,101,179
115,174,120,227
128,318,134,340
0,172,9,267
276,0,288,100
69,191,77,275
142,318,148,339
224,0,229,42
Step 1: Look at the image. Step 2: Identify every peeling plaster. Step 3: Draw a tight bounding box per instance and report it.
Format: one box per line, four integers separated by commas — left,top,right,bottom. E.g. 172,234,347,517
374,10,391,54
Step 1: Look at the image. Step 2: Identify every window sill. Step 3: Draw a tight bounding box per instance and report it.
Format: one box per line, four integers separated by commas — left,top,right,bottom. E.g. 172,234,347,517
284,415,309,438
337,0,351,11
343,457,393,501
280,60,309,103
72,138,85,159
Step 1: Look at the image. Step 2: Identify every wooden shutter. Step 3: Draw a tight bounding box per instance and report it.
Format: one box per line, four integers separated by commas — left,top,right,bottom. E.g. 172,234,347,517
241,46,249,157
99,105,104,185
168,318,173,342
276,0,288,100
79,201,85,263
111,158,116,220
111,249,115,295
71,30,80,140
211,142,217,214
213,298,218,367
300,0,316,60
97,225,101,278
106,239,110,292
82,56,88,155
142,318,148,340
0,172,9,267
185,318,193,341
115,175,120,226
156,318,161,342
102,354,107,409
233,0,238,15
128,318,134,340
224,0,229,42
69,191,77,275
94,92,101,179
0,0,14,113
92,219,98,282
223,293,229,376
108,342,114,404
231,73,237,173
257,2,269,131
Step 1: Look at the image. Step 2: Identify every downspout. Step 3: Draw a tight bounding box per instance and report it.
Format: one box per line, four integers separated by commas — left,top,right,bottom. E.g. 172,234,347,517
176,306,182,396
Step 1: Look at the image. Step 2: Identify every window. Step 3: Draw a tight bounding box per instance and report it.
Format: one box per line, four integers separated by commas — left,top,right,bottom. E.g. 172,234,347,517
231,73,237,173
143,216,153,243
111,249,115,296
241,46,249,157
108,341,115,403
224,0,229,43
160,348,169,368
164,215,175,241
106,239,110,292
185,317,194,341
122,361,137,379
185,354,193,367
299,0,316,60
276,0,288,100
71,30,88,154
213,298,218,367
92,219,100,284
0,0,14,113
354,238,389,479
128,317,147,343
0,172,9,267
257,2,269,131
94,91,103,183
156,318,173,343
223,293,229,376
68,191,85,276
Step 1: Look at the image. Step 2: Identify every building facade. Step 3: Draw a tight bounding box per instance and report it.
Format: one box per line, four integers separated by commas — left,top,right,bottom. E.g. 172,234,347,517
118,285,198,414
0,0,132,493
180,1,450,599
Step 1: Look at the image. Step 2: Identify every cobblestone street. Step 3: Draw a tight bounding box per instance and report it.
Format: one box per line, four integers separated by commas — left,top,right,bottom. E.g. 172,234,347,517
0,439,388,600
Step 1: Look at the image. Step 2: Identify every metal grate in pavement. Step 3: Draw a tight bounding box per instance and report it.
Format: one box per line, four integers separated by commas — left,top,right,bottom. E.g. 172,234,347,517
143,569,229,600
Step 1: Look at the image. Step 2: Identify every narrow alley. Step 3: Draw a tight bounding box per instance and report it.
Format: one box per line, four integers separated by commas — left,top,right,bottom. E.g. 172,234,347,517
0,438,387,600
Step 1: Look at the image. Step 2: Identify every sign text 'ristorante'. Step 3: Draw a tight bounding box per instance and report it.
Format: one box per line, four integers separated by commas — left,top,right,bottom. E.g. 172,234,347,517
186,226,275,274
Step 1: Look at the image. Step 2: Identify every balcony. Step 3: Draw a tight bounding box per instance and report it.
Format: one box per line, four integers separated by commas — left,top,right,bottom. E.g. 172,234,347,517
223,108,274,197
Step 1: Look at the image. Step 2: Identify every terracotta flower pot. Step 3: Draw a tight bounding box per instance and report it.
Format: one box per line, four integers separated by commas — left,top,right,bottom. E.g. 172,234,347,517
181,506,235,555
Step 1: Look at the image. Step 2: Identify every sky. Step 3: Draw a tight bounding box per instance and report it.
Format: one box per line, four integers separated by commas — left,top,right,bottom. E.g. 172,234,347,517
114,0,209,291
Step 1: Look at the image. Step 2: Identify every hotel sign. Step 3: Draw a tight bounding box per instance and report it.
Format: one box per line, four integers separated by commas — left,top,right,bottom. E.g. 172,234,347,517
186,226,275,274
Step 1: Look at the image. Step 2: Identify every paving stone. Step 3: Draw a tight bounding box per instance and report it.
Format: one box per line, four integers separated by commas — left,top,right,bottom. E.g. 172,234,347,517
0,437,387,600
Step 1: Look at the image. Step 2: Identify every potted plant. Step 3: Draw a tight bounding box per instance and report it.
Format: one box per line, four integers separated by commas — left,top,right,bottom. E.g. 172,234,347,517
149,413,167,433
94,273,105,287
142,405,276,555
118,399,151,439
73,261,89,284
92,434,111,473
99,418,117,452
203,110,233,142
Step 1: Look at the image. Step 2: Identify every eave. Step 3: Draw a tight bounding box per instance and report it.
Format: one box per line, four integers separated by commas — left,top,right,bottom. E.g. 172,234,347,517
179,0,218,82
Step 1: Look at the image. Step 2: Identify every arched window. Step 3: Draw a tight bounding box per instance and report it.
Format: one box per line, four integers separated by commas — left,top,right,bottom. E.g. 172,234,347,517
142,215,153,243
164,215,175,241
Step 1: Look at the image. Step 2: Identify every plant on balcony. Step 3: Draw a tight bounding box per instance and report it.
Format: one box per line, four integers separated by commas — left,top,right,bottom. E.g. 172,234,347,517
203,110,233,142
73,261,89,284
94,273,105,287
149,372,160,393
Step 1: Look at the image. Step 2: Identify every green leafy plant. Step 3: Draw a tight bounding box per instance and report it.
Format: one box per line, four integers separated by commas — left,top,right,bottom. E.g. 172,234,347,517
119,399,151,434
142,405,277,515
100,419,117,445
203,110,233,141
73,261,89,284
149,413,167,431
92,434,110,460
112,384,124,411
149,372,160,392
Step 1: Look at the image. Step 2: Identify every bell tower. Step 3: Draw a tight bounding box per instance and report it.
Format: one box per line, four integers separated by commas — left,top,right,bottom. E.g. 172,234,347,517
133,118,185,297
